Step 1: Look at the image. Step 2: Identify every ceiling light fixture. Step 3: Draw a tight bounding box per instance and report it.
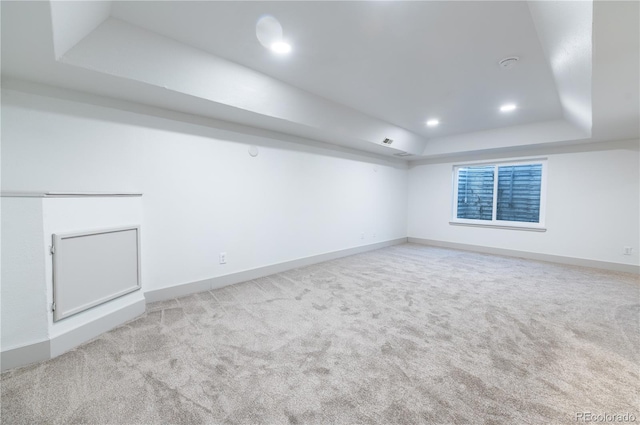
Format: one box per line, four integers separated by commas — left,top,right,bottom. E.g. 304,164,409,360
271,41,292,54
500,104,517,112
426,119,439,127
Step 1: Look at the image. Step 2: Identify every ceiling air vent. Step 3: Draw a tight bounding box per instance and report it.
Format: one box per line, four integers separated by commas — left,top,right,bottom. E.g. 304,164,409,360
381,138,394,145
393,152,413,157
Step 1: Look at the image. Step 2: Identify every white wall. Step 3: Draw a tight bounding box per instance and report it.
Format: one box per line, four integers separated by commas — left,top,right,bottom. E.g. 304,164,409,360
1,87,408,296
408,140,640,267
1,196,145,353
1,198,49,349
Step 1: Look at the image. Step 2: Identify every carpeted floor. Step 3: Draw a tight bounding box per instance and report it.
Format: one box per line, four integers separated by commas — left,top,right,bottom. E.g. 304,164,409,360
1,244,638,424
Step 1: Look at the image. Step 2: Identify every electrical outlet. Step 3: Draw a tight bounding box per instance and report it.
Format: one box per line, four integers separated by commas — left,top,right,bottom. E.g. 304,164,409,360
623,246,633,255
219,252,227,264
360,232,364,240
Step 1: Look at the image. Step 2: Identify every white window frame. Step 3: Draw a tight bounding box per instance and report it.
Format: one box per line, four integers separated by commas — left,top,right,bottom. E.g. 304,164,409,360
450,158,548,232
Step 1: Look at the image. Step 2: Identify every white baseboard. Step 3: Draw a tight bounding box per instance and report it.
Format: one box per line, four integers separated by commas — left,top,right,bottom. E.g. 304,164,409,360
1,340,51,372
50,298,146,358
1,298,146,372
145,238,409,303
408,237,640,274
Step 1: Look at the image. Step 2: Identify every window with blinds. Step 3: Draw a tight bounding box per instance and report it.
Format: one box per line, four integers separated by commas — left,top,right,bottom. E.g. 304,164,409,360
456,166,495,221
452,160,546,229
496,164,542,222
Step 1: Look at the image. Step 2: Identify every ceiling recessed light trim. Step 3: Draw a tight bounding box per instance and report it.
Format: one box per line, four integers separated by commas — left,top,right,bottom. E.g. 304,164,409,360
271,41,292,54
426,119,439,127
500,103,517,112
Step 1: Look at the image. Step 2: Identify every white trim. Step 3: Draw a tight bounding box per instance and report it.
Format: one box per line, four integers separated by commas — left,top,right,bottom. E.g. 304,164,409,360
50,298,145,358
451,159,547,229
0,297,145,372
145,238,408,303
1,192,142,198
1,340,51,372
491,166,499,221
449,221,547,232
408,237,640,274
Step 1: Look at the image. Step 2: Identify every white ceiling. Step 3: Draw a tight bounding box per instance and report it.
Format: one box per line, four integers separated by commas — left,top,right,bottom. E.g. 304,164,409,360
1,1,638,160
110,1,564,139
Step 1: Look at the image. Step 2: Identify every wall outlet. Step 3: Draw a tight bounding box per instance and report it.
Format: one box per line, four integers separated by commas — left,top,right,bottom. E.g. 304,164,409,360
623,246,633,255
360,232,364,240
219,252,227,264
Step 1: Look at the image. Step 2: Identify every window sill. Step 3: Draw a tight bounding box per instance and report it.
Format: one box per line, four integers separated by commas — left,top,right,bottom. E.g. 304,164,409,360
449,221,547,232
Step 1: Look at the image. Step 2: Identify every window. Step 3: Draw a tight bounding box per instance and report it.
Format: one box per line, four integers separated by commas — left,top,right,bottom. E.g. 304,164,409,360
451,160,546,230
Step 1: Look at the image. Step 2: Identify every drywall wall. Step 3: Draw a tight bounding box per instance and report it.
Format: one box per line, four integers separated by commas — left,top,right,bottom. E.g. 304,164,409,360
1,198,49,350
1,196,145,360
1,86,408,299
528,0,593,134
408,140,640,268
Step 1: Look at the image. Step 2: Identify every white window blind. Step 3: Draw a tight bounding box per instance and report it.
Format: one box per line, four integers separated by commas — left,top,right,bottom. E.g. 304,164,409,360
452,160,547,230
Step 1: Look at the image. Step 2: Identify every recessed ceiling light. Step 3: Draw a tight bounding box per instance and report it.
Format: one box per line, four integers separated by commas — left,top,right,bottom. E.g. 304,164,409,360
426,119,439,127
500,104,517,112
271,41,291,54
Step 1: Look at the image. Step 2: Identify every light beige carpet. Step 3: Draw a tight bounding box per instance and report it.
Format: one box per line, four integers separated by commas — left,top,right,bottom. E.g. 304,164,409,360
1,244,638,424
